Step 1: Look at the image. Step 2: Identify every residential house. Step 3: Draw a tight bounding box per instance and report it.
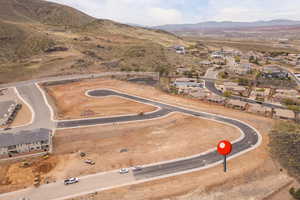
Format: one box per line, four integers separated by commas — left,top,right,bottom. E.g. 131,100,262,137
173,46,186,54
262,65,289,79
212,58,226,65
226,100,248,110
0,129,52,158
211,51,224,59
229,63,252,75
247,103,272,117
176,67,191,74
216,82,248,96
190,88,211,100
206,94,226,104
274,109,295,120
199,60,212,67
173,78,204,94
273,89,300,102
249,88,271,102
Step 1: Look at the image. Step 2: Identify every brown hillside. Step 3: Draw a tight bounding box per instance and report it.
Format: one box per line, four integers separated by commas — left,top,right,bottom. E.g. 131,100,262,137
0,0,192,84
0,0,94,26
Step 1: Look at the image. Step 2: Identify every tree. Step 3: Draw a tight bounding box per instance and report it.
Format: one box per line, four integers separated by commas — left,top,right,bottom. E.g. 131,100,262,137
219,72,229,79
282,98,300,106
290,187,300,200
224,90,232,98
238,78,251,86
287,105,300,112
235,56,241,63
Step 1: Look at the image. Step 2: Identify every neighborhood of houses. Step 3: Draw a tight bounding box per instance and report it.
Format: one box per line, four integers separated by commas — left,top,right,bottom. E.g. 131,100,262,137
170,47,300,121
171,77,297,120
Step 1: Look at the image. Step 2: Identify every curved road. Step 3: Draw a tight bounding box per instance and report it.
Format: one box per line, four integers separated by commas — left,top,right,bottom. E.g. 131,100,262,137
83,89,260,179
0,75,262,200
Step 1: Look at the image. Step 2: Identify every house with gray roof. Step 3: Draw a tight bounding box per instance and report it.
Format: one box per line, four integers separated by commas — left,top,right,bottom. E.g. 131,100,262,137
0,129,52,158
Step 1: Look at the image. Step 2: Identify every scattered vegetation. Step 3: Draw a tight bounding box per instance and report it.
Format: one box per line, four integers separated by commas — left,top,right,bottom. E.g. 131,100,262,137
219,71,229,79
290,187,300,200
249,56,260,65
282,98,300,112
223,91,232,98
238,78,252,86
269,121,300,182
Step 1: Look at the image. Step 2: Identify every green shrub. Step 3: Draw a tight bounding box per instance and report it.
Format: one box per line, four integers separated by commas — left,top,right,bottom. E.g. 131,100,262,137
290,187,300,200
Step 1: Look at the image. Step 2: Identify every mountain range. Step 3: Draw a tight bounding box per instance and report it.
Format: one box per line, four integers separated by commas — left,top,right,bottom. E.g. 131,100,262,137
153,19,300,32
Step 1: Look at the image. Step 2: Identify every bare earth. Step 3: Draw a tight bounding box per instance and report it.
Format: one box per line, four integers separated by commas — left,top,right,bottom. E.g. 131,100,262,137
45,82,157,120
0,78,297,199
60,78,296,200
0,113,239,193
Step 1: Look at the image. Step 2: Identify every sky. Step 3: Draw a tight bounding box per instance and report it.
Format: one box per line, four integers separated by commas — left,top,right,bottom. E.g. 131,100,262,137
47,0,300,26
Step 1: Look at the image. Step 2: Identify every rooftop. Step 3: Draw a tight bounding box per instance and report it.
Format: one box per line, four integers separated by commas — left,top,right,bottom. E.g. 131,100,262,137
274,109,295,119
0,129,51,148
227,99,247,107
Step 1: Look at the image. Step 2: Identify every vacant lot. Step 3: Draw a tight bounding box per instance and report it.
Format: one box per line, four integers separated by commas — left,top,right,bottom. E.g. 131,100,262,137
60,78,295,200
44,82,157,120
269,121,300,182
0,112,240,193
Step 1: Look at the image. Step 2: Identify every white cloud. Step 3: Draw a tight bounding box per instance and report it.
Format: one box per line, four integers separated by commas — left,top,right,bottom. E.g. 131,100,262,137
206,0,300,22
146,7,183,25
47,0,183,26
47,0,300,25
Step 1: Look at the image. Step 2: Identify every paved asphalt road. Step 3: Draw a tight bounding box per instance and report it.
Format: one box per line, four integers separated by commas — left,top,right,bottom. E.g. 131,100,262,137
84,89,259,179
0,75,261,200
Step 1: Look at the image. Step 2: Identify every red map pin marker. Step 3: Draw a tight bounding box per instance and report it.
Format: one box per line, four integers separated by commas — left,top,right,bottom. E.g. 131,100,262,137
217,140,232,172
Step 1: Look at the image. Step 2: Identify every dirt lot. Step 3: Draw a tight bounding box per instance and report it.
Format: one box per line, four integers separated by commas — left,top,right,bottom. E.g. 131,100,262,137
0,112,239,193
44,82,157,120
1,78,297,199
56,78,296,200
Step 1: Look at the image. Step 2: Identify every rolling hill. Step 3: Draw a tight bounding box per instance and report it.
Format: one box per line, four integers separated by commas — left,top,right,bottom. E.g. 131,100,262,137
0,0,189,83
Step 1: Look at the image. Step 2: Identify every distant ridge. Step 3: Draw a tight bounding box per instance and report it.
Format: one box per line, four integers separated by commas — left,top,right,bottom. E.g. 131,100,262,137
152,19,300,32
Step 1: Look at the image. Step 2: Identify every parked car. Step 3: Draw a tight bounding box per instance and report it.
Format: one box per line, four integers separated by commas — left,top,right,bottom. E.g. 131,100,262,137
84,160,95,165
131,166,142,171
64,177,79,185
119,168,129,174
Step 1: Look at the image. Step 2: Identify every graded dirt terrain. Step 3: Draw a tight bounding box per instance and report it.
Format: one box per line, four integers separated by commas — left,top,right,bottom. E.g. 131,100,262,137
55,78,295,200
44,82,157,120
0,113,240,193
0,78,296,199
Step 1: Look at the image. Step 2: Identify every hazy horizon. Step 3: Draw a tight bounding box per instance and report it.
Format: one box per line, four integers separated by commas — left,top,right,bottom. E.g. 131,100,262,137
47,0,300,26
